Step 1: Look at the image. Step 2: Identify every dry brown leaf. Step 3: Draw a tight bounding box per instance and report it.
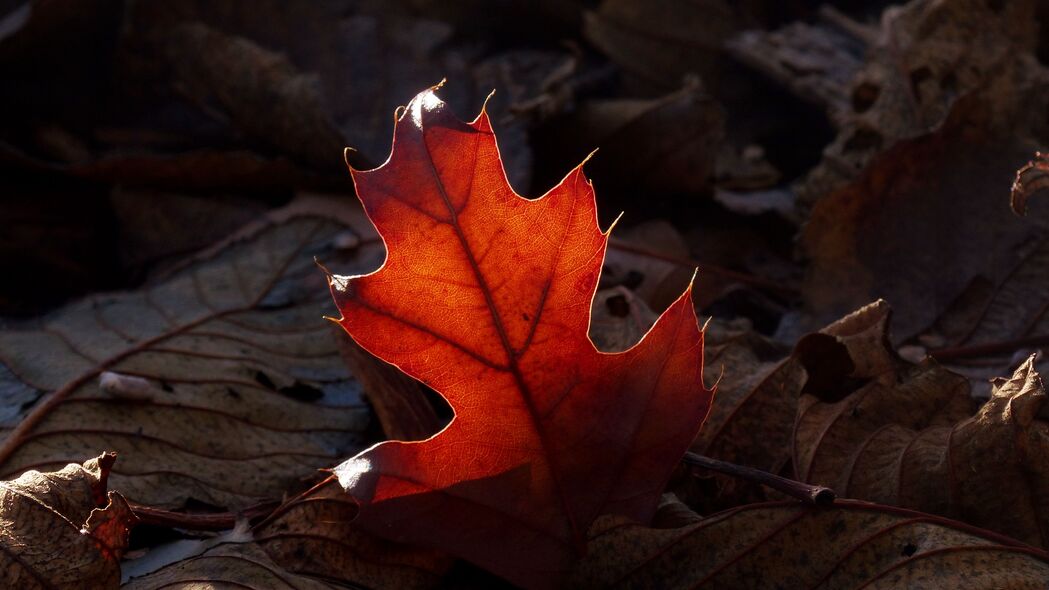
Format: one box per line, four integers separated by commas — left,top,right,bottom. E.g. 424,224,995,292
134,2,524,163
794,362,972,508
800,121,1045,341
923,254,1049,400
0,1,577,199
1,452,136,589
116,1,477,170
815,134,1040,328
794,301,1049,548
572,497,1049,589
252,478,452,590
0,196,377,510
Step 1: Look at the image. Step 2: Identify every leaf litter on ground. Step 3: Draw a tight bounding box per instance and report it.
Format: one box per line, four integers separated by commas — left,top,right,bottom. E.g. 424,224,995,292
4,0,1049,587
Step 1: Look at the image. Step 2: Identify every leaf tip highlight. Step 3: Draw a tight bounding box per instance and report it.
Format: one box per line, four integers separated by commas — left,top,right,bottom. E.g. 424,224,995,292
580,147,599,168
604,210,624,236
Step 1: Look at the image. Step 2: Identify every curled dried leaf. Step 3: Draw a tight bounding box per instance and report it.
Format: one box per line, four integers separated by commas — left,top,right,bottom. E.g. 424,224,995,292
0,452,136,589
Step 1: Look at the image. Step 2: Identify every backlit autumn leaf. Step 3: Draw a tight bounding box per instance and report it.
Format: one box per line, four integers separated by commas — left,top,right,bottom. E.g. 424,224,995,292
328,87,713,588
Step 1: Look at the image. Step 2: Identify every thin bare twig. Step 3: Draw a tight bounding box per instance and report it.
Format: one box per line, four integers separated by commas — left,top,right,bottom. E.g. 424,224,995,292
683,452,835,506
131,500,280,531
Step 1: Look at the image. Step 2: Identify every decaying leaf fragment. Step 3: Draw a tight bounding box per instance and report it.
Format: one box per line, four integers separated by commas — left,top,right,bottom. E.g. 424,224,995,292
1,452,136,589
329,87,712,588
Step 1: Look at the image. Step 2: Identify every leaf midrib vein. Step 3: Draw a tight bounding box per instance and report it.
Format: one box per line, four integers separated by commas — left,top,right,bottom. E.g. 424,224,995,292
418,121,584,548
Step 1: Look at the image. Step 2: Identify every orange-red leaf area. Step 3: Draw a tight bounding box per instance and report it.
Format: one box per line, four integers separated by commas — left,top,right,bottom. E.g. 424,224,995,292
329,88,713,588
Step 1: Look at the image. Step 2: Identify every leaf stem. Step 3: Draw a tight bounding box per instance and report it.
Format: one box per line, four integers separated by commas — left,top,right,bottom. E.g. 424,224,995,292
682,452,835,506
130,501,280,531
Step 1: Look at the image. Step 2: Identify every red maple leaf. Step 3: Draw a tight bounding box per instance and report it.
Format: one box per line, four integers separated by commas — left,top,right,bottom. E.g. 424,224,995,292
329,86,713,588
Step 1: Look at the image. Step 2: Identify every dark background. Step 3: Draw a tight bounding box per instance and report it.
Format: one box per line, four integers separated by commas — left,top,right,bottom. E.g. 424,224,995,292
3,0,1047,354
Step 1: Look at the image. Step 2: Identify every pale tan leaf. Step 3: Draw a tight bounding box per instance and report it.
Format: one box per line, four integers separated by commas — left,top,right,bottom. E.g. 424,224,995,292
0,197,377,510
